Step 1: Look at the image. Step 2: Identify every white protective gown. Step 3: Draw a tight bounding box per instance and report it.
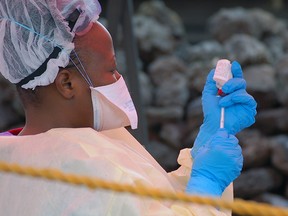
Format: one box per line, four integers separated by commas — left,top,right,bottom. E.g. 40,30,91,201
0,127,233,215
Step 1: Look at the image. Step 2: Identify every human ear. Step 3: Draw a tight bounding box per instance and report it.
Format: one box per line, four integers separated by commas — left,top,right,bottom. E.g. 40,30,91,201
54,69,75,99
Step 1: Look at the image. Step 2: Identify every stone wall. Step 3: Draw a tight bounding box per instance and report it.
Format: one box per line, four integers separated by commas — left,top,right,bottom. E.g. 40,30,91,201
1,0,288,208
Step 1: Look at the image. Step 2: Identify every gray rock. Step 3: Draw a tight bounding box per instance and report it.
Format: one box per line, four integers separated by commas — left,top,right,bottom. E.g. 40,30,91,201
181,40,227,63
137,0,185,39
249,8,287,37
208,7,259,42
148,55,186,86
155,73,189,106
183,97,203,148
234,168,283,199
148,56,189,107
134,0,186,62
270,135,288,175
208,7,286,42
244,64,278,109
186,97,203,131
237,129,271,169
275,55,288,106
133,15,175,60
224,34,272,65
281,30,288,51
254,108,288,135
245,64,276,92
186,61,213,93
263,36,285,63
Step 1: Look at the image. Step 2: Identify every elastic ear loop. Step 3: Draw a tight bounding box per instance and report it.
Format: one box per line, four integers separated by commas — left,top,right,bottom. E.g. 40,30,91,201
69,50,94,87
67,8,94,87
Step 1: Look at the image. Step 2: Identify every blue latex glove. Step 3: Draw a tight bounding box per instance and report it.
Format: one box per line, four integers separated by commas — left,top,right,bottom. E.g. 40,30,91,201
191,61,257,158
186,129,243,197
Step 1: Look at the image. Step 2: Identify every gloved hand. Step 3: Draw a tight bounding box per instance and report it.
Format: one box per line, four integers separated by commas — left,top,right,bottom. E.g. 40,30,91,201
191,61,257,158
186,129,243,197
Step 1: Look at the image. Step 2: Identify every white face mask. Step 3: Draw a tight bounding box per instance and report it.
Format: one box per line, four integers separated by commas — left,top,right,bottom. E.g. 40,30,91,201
90,76,138,131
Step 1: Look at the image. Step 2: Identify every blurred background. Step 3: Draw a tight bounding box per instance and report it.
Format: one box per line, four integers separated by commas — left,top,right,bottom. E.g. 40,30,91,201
1,0,288,210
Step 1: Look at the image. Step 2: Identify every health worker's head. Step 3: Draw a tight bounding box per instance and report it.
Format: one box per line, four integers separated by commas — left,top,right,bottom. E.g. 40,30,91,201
0,0,137,134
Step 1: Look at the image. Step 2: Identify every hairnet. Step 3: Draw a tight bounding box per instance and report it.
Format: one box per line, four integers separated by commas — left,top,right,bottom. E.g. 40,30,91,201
0,0,101,89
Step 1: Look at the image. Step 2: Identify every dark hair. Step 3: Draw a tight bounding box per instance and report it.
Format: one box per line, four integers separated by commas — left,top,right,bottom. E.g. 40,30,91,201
16,85,41,108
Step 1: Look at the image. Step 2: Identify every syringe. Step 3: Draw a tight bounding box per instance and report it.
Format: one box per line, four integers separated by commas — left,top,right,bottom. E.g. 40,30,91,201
213,59,232,129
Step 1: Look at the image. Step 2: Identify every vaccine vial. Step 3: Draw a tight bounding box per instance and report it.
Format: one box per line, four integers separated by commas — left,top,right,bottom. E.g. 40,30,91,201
213,59,233,128
213,59,232,90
